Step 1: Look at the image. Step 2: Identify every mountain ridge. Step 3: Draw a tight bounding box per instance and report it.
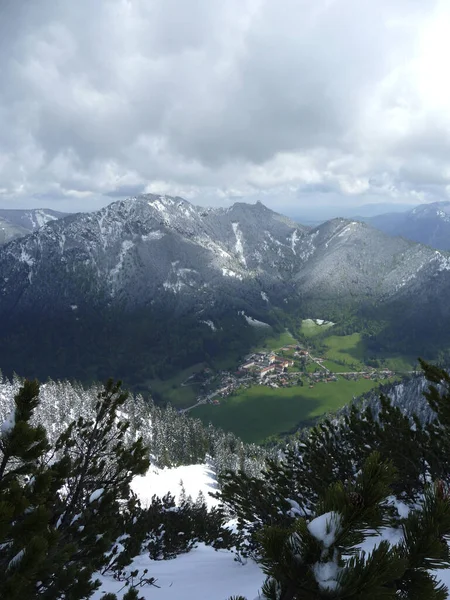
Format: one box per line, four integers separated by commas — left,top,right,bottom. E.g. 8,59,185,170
1,194,450,385
0,207,68,244
362,200,450,250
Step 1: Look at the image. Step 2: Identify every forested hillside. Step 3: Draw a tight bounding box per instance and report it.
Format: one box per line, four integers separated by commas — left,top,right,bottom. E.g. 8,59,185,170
0,374,268,476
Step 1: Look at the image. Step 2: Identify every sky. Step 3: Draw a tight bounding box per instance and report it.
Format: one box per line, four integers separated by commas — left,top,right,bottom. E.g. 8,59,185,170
1,0,450,217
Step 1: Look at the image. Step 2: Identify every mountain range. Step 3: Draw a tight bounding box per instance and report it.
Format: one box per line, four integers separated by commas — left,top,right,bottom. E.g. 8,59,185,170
0,208,68,244
0,194,449,386
361,201,450,250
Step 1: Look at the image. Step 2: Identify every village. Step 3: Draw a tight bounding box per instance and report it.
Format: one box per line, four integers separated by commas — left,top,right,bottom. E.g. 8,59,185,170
180,341,396,413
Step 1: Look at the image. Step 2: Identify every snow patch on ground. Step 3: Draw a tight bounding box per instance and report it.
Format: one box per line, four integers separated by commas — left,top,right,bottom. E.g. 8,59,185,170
131,464,220,509
201,319,217,331
261,291,269,302
142,231,165,241
337,222,358,238
95,463,265,599
18,247,34,283
93,543,264,600
394,272,417,290
265,231,283,246
163,280,186,292
325,222,358,248
436,254,450,272
356,526,404,556
30,209,59,229
163,265,199,292
238,311,271,328
222,268,243,280
150,199,168,214
19,247,34,267
196,236,232,260
303,318,335,328
179,268,198,276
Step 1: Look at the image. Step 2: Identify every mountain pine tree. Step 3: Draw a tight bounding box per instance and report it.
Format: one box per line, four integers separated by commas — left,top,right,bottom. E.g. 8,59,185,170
232,454,450,599
0,378,150,599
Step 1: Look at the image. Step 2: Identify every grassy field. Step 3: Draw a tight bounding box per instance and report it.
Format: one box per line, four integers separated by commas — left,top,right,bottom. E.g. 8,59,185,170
192,378,388,444
322,359,351,373
306,362,322,373
381,355,416,372
322,333,365,367
148,363,206,409
321,333,415,373
257,330,295,351
300,319,335,337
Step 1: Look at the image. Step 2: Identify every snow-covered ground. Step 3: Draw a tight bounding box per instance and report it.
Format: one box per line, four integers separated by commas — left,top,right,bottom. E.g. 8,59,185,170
131,464,220,508
95,463,265,599
95,463,450,598
302,318,335,327
94,543,264,600
238,310,271,328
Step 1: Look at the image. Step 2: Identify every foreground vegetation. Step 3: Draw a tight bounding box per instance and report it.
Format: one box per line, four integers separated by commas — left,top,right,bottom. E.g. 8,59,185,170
221,360,450,599
0,379,239,600
4,362,450,598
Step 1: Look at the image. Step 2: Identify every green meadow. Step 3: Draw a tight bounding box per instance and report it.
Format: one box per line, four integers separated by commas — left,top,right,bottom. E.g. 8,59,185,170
300,319,335,337
148,363,206,409
257,330,295,351
192,377,388,444
323,333,365,367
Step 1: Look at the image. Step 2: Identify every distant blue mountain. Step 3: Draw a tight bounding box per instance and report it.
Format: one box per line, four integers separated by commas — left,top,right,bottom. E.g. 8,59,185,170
362,201,450,250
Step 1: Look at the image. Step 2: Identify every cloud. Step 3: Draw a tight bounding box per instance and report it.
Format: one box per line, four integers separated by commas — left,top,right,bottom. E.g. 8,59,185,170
0,0,449,213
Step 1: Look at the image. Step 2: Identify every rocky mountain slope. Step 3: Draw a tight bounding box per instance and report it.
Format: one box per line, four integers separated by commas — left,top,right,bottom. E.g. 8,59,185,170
0,194,449,383
363,201,450,250
1,196,448,316
342,374,432,424
0,196,307,317
0,208,68,244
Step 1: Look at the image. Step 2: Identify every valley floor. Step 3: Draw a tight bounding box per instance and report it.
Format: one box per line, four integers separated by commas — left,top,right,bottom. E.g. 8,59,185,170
148,320,416,444
189,323,409,442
